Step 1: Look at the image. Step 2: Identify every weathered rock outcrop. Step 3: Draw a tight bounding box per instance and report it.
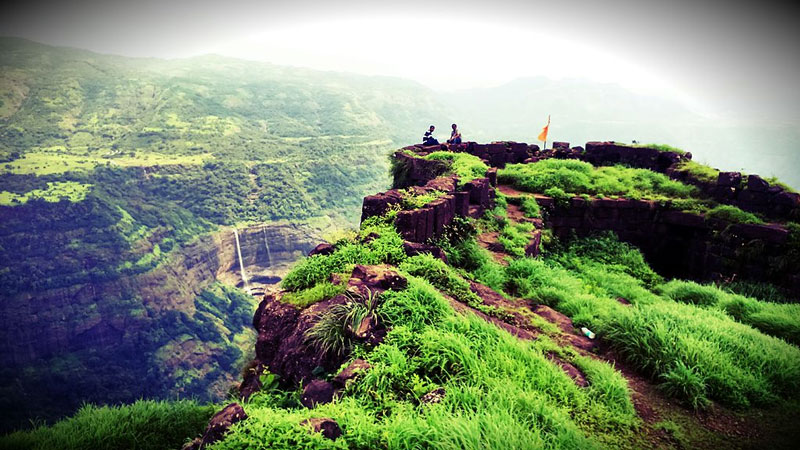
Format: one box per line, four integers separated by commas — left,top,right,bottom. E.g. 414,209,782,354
240,265,404,398
538,195,799,295
183,403,248,450
670,171,800,221
361,173,493,243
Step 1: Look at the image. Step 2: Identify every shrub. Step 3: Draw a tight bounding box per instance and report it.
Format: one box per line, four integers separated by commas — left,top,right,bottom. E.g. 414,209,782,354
706,204,763,224
305,289,382,357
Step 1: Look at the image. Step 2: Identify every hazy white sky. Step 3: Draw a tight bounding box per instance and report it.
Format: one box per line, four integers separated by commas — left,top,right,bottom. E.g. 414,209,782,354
2,0,799,121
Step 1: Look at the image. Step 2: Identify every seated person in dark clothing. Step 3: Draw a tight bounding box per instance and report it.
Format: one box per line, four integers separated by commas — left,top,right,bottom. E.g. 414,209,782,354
447,123,462,144
423,125,439,145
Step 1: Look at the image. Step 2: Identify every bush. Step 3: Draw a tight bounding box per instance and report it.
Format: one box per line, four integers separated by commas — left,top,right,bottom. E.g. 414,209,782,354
706,204,763,224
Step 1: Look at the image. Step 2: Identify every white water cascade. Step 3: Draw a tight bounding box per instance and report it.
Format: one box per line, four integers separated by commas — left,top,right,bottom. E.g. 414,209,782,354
233,228,250,292
262,226,273,266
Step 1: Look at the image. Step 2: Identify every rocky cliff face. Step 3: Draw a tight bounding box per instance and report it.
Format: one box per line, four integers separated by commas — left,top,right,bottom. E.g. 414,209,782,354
0,222,319,430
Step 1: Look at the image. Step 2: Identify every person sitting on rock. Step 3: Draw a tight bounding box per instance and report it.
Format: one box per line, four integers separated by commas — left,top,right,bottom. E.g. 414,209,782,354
423,125,439,146
447,123,462,144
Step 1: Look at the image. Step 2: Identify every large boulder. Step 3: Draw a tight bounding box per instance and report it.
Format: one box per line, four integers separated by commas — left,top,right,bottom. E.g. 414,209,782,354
183,403,248,450
717,171,742,187
361,190,403,222
252,294,349,387
747,175,770,192
301,380,336,408
403,241,448,263
348,264,408,296
333,358,372,388
300,418,342,440
308,243,335,257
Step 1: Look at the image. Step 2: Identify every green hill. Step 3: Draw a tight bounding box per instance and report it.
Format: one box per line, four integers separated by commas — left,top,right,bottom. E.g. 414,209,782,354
0,37,450,431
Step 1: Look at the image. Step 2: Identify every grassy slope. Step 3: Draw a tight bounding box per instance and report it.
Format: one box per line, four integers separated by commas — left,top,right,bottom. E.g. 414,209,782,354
214,213,797,448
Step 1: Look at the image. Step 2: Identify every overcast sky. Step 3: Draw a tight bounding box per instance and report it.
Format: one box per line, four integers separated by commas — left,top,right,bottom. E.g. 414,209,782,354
2,0,799,122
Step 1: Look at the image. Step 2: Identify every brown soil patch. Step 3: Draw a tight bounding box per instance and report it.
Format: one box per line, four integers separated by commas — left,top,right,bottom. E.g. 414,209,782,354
546,352,588,387
497,184,530,197
476,231,509,265
445,293,538,340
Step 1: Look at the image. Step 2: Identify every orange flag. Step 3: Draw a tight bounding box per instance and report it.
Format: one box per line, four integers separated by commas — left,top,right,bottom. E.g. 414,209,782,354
537,115,550,143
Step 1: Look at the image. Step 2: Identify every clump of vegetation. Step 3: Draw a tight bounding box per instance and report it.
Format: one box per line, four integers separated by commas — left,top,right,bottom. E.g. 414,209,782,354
280,281,346,308
705,204,764,224
764,176,798,193
425,151,489,184
497,222,535,257
0,400,214,450
658,280,800,345
519,194,541,218
400,254,483,308
544,186,571,206
477,193,509,232
400,189,444,209
628,142,687,155
499,159,696,200
673,160,720,184
281,215,407,291
305,289,382,357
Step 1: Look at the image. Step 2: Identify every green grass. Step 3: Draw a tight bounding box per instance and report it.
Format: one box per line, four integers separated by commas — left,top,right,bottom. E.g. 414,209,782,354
497,222,535,258
216,275,639,449
705,204,764,224
222,216,645,449
498,159,697,200
0,181,92,205
658,280,800,345
518,194,541,218
281,215,407,291
673,161,720,184
281,281,346,308
400,189,445,209
442,230,800,411
503,255,800,410
764,176,797,193
628,142,687,155
0,400,214,450
399,254,484,308
1,150,211,175
425,151,489,184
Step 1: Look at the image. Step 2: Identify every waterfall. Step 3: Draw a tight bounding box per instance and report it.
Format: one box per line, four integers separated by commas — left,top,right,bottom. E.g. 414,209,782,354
233,228,249,290
262,226,273,267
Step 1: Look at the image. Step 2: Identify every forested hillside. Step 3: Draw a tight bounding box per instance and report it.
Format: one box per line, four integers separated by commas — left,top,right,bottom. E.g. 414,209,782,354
0,37,450,431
